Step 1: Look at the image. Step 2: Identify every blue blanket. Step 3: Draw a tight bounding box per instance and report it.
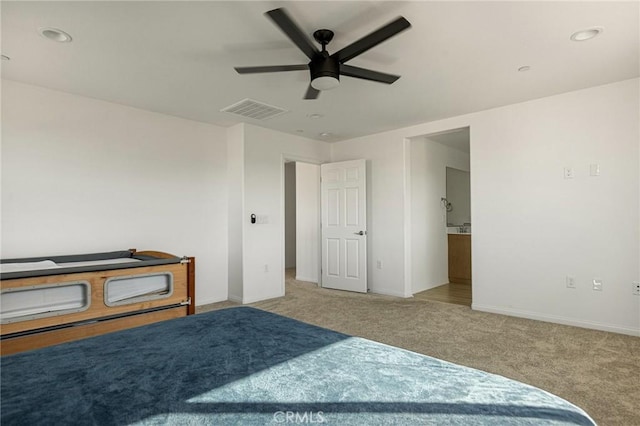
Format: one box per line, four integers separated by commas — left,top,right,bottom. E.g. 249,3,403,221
1,307,595,425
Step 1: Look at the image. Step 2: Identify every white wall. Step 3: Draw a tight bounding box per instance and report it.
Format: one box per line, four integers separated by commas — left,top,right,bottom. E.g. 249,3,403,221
332,78,639,335
1,80,229,306
227,124,244,303
466,79,639,335
284,162,296,269
295,162,319,283
242,124,330,303
410,137,469,293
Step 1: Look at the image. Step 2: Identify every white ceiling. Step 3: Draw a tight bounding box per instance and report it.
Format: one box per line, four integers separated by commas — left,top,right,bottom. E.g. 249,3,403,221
2,1,638,142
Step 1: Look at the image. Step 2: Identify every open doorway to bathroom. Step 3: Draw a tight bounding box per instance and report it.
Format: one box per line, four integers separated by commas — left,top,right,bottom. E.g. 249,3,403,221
409,127,471,306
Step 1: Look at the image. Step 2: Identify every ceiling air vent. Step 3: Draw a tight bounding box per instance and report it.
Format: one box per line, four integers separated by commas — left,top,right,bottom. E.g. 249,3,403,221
220,98,288,121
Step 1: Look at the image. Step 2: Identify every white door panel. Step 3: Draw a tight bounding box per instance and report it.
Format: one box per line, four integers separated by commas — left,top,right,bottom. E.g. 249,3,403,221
321,159,367,292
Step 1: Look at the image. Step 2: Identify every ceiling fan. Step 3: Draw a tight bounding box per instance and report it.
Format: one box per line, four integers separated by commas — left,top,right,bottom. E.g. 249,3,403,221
234,8,411,99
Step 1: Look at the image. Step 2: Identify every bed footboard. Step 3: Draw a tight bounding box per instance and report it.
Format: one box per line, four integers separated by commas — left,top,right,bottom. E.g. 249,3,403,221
0,249,194,355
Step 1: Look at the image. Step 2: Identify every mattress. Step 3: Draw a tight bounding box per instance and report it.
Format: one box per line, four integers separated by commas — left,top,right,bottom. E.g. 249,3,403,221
0,250,181,280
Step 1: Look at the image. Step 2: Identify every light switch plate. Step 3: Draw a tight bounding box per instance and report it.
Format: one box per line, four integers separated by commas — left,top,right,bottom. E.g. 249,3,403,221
592,278,603,291
589,164,600,176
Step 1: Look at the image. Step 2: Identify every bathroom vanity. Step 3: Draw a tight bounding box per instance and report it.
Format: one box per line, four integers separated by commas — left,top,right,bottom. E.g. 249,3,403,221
448,233,471,285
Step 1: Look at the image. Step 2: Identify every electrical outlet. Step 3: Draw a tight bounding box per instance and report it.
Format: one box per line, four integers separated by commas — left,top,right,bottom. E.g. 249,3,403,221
564,167,574,179
566,276,576,289
633,281,640,296
592,278,603,291
263,264,269,273
377,260,383,269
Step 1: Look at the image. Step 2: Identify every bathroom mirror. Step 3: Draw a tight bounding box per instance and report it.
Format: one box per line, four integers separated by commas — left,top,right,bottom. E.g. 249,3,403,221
445,167,470,226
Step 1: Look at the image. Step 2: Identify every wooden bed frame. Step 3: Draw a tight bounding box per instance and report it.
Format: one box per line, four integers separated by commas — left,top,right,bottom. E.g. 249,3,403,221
0,249,195,355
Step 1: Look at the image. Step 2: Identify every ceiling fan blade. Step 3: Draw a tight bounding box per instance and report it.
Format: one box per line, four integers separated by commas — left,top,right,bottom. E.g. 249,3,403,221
266,8,319,60
304,84,320,100
332,16,411,64
340,64,400,84
234,64,308,74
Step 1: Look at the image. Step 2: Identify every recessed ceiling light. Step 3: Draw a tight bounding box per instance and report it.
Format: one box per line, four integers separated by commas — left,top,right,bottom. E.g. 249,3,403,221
39,27,73,43
570,27,603,42
308,113,323,119
1,55,10,61
319,132,332,138
518,65,531,72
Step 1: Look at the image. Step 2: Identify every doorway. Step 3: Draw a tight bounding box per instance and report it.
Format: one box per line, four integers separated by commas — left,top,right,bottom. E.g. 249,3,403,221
409,127,472,306
283,158,369,295
284,160,321,291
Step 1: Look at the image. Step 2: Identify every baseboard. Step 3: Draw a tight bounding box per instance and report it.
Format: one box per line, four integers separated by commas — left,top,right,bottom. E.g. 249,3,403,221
295,275,318,284
412,282,448,294
370,287,411,298
228,294,243,304
472,303,640,337
195,296,228,306
241,291,285,305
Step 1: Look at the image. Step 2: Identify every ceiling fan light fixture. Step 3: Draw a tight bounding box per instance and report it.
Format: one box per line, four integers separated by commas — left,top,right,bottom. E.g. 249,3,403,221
310,54,340,91
311,76,340,91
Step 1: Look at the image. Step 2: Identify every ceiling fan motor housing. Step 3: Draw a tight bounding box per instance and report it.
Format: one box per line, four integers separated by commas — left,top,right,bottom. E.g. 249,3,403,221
309,52,340,84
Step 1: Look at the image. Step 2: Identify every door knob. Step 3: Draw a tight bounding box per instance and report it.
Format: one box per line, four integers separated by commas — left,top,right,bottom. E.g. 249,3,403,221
354,231,366,235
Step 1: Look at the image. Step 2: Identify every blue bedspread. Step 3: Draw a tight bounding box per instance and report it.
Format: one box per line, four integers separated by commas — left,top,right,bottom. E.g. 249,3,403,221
1,307,595,425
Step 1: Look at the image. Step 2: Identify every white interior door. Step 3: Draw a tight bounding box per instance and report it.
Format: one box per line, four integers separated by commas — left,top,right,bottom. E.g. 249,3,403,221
321,159,367,292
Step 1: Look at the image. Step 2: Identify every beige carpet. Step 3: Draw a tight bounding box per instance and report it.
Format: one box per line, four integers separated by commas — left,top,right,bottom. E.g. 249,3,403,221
198,270,640,426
